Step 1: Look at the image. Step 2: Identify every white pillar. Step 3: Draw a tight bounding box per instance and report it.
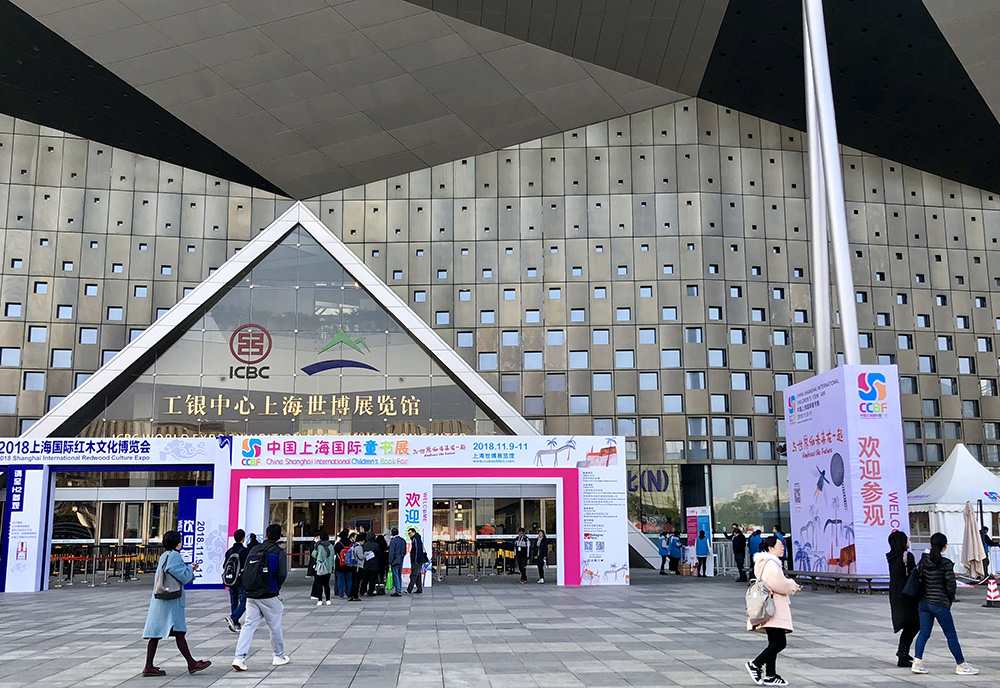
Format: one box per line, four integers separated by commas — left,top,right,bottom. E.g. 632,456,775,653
803,0,860,365
242,485,268,540
804,9,832,373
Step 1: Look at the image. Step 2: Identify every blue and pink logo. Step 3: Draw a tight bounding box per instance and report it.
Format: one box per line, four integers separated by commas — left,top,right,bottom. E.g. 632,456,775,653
786,394,797,420
857,372,888,416
241,437,261,462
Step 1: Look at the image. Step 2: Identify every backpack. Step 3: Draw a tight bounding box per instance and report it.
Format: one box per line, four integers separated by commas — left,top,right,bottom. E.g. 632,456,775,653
222,549,242,587
746,560,777,627
347,542,364,568
241,543,275,597
313,542,333,576
338,545,348,569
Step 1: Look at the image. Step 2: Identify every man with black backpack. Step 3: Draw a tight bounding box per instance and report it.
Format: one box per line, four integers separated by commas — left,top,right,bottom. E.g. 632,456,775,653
232,523,289,672
222,529,249,633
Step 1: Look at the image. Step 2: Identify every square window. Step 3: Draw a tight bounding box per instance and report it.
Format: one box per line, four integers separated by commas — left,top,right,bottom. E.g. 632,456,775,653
480,310,495,324
74,372,91,386
524,351,543,369
661,349,681,367
79,327,98,344
524,309,541,323
615,307,631,321
1,347,21,366
156,308,169,319
708,349,727,367
435,311,450,325
686,371,706,389
963,400,980,418
570,308,585,322
774,373,791,391
56,304,73,319
107,306,124,321
592,329,609,345
751,307,766,322
959,357,976,374
526,267,537,277
639,285,653,298
34,281,49,294
663,395,683,413
640,418,660,437
918,355,936,373
639,328,656,344
752,350,770,368
50,349,72,368
413,290,427,303
793,309,808,323
501,330,520,347
773,330,788,346
437,269,448,280
940,377,958,395
662,306,678,321
572,266,583,277
101,349,118,364
899,376,917,394
688,417,708,435
84,283,98,296
616,395,636,413
639,372,658,390
686,284,699,296
524,396,544,415
754,395,772,414
708,306,722,320
592,373,612,391
28,326,47,343
977,337,993,353
876,312,890,327
159,265,172,275
730,286,743,298
685,327,703,343
615,349,635,368
569,395,590,414
712,418,729,437
458,289,471,301
457,331,473,347
501,374,519,393
898,334,913,349
482,268,494,279
730,328,746,345
129,328,144,342
62,261,74,272
569,350,589,368
710,394,728,413
772,287,785,300
4,303,23,317
9,258,23,269
393,270,403,280
546,330,565,346
593,418,614,435
663,264,674,274
731,372,750,390
858,333,872,348
0,395,15,415
548,287,561,299
896,293,908,305
503,289,516,301
478,352,498,370
134,285,148,298
48,395,65,411
617,418,637,436
617,265,628,277
922,398,940,416
594,287,607,299
956,315,970,329
23,371,45,391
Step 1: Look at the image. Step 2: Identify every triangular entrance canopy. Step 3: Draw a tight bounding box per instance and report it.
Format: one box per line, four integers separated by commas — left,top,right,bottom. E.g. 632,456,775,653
25,203,536,438
908,443,1000,512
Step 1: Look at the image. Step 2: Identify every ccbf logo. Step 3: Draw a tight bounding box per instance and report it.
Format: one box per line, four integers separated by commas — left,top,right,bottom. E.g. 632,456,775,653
857,372,888,416
229,324,271,379
786,394,797,420
241,438,262,465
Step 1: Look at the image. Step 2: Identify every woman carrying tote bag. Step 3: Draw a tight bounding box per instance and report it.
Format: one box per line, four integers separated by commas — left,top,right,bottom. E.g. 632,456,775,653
141,530,212,677
745,535,801,686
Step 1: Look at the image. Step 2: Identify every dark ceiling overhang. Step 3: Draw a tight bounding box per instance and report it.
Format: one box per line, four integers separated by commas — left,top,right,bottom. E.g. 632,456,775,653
0,1,286,196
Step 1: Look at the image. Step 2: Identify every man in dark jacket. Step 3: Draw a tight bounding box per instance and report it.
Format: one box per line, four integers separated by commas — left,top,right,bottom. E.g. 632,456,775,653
406,528,427,594
726,523,748,582
223,529,250,633
388,528,406,597
980,526,996,576
362,533,380,596
232,523,289,672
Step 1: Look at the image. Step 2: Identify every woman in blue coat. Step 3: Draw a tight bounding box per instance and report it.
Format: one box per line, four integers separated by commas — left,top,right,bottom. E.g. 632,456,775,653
141,530,212,676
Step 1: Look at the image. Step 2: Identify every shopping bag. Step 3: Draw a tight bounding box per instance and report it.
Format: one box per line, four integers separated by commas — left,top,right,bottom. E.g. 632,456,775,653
385,568,394,593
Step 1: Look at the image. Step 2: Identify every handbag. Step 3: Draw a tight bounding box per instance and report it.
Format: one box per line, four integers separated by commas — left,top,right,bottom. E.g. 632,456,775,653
385,568,394,592
901,562,923,598
745,560,778,627
153,554,183,600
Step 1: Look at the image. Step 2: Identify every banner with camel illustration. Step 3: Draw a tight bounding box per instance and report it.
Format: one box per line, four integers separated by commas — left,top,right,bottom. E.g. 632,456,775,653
784,365,907,576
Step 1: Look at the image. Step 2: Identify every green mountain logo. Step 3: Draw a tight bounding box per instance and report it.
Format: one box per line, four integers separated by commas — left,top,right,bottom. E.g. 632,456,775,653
318,329,370,356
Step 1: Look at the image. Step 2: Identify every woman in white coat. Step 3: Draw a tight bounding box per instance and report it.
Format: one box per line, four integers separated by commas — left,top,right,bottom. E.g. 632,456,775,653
746,535,801,686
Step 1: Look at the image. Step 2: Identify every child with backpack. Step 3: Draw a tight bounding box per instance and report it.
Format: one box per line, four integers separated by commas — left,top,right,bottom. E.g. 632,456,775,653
222,529,249,633
311,531,334,606
232,523,290,672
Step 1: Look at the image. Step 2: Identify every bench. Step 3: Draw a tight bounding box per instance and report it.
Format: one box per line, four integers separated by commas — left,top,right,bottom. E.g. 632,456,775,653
787,569,888,594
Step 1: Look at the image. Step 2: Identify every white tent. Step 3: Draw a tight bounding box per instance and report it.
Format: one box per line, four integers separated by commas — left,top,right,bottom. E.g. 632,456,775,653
908,443,1000,573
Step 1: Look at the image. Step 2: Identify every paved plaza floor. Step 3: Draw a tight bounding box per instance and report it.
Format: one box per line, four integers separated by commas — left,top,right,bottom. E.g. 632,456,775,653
1,570,998,687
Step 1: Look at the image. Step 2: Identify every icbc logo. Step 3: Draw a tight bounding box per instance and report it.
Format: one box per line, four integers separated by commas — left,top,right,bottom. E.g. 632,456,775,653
229,323,271,379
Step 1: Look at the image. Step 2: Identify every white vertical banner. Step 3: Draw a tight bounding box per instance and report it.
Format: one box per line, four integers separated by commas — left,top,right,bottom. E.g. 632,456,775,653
398,478,433,588
578,438,629,585
3,467,49,592
844,364,908,575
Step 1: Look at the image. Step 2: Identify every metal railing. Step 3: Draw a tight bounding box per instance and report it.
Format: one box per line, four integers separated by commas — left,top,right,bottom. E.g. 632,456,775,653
49,543,162,588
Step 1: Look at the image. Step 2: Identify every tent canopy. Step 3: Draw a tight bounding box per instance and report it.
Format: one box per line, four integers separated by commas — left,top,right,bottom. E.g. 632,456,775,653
908,443,1000,513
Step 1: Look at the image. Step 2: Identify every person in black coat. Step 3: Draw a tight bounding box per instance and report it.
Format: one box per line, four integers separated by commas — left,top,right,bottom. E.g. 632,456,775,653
886,531,919,667
726,523,748,582
406,528,427,594
980,526,996,575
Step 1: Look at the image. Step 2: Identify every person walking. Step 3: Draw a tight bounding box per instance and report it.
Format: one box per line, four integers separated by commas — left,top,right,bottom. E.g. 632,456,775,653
222,528,250,633
980,526,996,576
348,534,366,601
514,527,529,584
232,523,290,672
406,527,427,594
727,523,748,582
667,531,683,574
141,530,212,677
748,529,763,561
695,530,710,577
745,535,801,686
535,528,549,583
658,529,670,575
333,530,351,599
362,532,380,596
312,531,335,606
307,533,321,600
886,531,919,668
388,528,406,597
911,533,979,675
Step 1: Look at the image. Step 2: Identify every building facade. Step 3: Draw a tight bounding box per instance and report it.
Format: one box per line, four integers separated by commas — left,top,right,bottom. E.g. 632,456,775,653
4,96,1000,542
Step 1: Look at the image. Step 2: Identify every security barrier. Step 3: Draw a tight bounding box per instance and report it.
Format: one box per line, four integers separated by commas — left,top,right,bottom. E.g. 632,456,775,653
48,544,162,588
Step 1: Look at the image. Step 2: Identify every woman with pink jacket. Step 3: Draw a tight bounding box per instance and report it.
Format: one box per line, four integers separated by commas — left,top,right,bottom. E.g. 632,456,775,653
746,536,801,686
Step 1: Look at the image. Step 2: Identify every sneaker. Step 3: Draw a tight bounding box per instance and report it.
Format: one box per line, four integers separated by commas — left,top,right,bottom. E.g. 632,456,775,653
745,661,763,685
272,655,290,667
316,600,323,606
955,663,979,676
224,616,238,633
760,675,788,686
231,658,247,672
537,579,545,584
325,599,332,605
911,658,928,674
309,596,318,601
